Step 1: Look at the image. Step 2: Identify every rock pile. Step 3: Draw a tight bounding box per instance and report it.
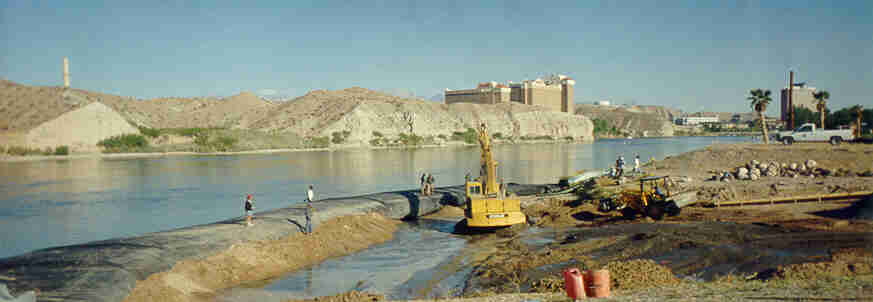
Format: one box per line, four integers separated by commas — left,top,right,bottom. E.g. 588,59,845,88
711,159,872,182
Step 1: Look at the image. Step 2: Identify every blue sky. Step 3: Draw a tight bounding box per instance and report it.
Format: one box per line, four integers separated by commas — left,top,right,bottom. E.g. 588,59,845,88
2,1,871,113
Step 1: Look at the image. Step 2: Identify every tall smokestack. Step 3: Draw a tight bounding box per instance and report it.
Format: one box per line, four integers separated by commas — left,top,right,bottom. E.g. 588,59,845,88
788,70,794,129
63,57,70,88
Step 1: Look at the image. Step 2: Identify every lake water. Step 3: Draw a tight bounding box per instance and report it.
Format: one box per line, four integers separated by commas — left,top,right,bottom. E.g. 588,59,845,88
0,136,751,258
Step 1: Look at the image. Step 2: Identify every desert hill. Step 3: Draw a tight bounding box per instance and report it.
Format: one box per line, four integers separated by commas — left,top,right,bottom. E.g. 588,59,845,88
0,81,597,152
250,87,595,144
575,104,678,137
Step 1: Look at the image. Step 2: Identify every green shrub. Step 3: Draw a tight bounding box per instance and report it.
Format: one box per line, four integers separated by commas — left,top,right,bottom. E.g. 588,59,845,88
6,146,43,156
451,128,478,144
372,131,383,138
521,135,553,141
437,134,447,140
492,132,503,139
138,126,161,138
308,136,330,148
369,138,382,146
0,145,5,154
331,130,351,144
54,145,70,155
213,136,238,151
564,136,574,141
398,133,423,146
97,134,149,153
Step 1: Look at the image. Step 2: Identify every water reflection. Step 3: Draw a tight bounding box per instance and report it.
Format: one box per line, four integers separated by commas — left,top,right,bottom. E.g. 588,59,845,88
0,137,751,258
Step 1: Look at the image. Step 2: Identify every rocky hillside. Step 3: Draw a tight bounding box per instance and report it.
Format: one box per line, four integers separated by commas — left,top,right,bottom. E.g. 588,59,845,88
575,104,677,137
250,87,594,145
0,82,595,150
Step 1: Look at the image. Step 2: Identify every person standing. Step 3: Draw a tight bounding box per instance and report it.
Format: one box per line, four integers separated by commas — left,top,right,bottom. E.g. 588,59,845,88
426,173,435,196
634,154,641,174
421,173,427,195
304,201,314,234
307,185,315,203
244,194,255,226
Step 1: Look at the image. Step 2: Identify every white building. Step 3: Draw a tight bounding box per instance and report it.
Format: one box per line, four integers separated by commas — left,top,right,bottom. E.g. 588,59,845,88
675,116,719,125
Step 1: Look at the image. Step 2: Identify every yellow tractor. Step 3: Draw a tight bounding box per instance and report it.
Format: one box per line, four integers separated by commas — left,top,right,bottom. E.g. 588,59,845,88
456,123,526,232
598,176,681,220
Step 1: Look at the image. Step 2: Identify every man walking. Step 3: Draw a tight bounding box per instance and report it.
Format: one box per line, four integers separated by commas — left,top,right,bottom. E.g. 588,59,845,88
307,185,315,203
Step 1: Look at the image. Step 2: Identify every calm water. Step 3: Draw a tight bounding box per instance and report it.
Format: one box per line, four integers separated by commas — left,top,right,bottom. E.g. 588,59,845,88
0,136,751,258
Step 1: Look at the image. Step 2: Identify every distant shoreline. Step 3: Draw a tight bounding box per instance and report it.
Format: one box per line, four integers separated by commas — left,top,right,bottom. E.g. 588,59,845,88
0,137,598,163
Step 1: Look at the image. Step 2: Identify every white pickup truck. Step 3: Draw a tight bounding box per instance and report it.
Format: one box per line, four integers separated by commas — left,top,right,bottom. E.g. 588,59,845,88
775,123,855,145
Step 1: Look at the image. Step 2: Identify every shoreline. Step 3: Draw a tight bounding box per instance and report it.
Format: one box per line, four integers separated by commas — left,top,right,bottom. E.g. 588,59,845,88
0,138,597,163
0,186,465,302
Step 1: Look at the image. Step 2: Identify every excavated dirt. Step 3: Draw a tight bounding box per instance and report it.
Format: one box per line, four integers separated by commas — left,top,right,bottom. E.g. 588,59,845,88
452,142,873,300
123,214,400,302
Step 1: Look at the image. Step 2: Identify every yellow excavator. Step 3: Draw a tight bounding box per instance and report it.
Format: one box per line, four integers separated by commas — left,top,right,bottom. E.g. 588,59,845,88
458,123,526,230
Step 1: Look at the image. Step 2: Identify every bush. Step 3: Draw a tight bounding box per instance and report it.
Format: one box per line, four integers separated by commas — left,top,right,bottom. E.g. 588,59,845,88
451,128,478,144
521,135,553,141
97,134,149,153
308,136,330,148
6,146,43,156
398,133,423,146
564,136,574,141
593,118,620,136
331,130,351,144
372,131,383,138
54,145,70,155
492,132,503,139
0,145,5,154
138,126,161,138
437,134,447,140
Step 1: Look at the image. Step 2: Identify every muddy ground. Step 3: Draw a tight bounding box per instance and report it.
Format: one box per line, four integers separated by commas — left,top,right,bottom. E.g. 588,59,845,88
453,142,873,300
299,143,873,301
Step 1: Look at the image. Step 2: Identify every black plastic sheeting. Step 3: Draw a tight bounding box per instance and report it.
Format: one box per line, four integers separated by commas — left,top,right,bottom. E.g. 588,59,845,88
0,184,548,302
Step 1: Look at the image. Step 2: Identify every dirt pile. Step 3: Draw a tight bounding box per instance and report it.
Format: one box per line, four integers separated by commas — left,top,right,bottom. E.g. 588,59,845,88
652,143,873,202
123,214,400,302
605,259,680,290
284,291,384,302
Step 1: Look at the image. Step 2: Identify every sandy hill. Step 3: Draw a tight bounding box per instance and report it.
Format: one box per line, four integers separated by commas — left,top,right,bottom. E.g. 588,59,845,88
0,80,80,132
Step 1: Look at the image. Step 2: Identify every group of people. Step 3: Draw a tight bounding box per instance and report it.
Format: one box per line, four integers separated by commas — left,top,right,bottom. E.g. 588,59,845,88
612,154,643,178
420,173,436,196
243,185,316,235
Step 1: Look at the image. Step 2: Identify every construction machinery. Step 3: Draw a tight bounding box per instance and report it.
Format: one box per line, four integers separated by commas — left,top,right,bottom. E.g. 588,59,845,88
459,123,526,230
598,176,681,220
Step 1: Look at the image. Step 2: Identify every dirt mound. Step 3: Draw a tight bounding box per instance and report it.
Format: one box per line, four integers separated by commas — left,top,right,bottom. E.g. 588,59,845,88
605,259,680,290
284,291,384,302
123,214,400,302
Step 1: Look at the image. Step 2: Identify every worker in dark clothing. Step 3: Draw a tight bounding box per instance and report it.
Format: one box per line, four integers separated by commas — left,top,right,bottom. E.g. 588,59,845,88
244,194,255,226
305,200,314,234
426,173,435,195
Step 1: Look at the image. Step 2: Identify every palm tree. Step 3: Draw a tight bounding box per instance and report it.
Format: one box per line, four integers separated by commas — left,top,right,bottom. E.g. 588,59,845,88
747,89,772,144
813,90,830,129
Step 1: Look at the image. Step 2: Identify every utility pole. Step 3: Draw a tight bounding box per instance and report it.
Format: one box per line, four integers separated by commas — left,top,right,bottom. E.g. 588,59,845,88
788,70,794,129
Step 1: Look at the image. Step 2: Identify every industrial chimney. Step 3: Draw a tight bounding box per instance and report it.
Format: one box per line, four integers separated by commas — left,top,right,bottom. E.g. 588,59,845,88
63,57,70,88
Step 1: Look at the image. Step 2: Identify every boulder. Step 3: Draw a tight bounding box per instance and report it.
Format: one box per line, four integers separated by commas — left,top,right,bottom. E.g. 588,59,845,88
805,159,818,169
789,163,798,171
736,167,749,180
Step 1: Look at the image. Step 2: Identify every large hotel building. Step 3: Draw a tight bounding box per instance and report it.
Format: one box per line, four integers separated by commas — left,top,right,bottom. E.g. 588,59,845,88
444,74,575,113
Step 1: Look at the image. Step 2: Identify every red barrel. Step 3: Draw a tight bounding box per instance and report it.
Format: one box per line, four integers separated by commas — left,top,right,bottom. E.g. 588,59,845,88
563,268,585,300
586,269,611,298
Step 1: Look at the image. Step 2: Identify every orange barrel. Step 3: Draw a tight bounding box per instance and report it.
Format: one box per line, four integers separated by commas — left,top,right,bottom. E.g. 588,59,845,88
562,268,585,300
586,269,611,298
